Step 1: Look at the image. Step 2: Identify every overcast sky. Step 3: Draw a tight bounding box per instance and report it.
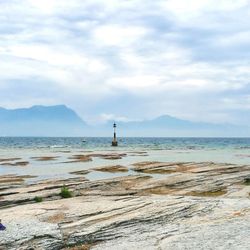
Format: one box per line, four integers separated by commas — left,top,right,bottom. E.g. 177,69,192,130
0,0,250,125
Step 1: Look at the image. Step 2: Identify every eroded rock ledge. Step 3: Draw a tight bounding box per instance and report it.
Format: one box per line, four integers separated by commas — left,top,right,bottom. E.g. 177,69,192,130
0,161,249,250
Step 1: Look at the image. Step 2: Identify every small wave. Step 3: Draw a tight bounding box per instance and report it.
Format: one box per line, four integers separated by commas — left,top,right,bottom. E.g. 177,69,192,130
50,145,69,148
236,146,250,149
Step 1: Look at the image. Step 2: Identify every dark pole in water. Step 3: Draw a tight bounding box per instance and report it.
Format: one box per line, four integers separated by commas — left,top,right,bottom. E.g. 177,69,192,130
112,122,118,146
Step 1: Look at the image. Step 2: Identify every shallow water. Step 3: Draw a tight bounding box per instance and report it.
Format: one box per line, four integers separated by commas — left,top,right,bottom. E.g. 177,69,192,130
0,137,250,182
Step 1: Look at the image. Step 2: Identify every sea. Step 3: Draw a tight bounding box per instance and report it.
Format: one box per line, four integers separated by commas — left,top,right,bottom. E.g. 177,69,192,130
0,137,250,182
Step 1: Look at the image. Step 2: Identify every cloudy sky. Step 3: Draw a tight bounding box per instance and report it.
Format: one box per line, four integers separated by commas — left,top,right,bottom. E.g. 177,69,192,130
0,0,250,125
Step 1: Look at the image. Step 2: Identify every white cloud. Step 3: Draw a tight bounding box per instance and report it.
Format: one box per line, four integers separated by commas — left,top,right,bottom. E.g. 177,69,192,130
27,0,58,14
100,113,131,123
93,24,148,47
0,0,250,124
161,0,248,20
107,75,161,91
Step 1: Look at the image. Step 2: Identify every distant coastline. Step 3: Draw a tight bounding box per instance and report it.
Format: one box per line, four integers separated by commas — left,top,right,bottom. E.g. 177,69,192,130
1,105,250,137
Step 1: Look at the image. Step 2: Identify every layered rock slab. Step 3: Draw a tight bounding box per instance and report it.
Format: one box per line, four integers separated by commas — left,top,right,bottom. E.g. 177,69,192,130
0,195,249,250
0,161,250,249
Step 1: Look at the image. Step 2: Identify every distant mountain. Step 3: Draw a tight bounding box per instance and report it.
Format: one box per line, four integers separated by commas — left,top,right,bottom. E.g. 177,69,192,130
0,105,87,136
95,115,250,137
0,105,249,137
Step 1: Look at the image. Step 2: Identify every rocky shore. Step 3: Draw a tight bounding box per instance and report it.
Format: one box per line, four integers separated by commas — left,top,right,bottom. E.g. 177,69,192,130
0,158,250,249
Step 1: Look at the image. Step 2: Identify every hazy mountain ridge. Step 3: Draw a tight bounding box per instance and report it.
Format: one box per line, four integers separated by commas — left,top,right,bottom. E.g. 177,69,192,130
103,115,250,137
0,105,83,122
0,105,87,136
0,105,249,137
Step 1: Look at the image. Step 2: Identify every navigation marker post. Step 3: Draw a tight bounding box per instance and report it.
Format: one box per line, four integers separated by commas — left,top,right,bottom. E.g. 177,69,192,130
112,122,118,146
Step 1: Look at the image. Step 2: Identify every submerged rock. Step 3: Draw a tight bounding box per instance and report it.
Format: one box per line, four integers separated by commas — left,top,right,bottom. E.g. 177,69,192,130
0,158,22,162
87,153,127,160
64,155,92,163
31,156,60,161
0,161,29,166
69,170,90,175
92,165,128,173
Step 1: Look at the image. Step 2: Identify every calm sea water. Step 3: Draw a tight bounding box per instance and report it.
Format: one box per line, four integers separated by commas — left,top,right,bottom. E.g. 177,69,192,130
0,137,250,182
0,137,250,150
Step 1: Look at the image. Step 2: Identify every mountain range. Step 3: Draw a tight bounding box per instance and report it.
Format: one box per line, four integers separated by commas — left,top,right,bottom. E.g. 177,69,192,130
0,105,87,136
0,105,249,137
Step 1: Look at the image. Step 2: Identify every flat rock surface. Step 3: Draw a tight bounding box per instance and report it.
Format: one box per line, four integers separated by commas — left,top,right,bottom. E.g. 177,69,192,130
0,161,249,249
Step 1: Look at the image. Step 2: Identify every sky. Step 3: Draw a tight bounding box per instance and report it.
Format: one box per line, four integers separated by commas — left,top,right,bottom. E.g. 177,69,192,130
0,0,250,125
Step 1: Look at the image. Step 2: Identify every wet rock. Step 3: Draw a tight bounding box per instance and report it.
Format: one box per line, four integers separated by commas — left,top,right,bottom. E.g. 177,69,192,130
0,175,36,191
127,151,148,154
132,161,195,174
0,158,22,162
243,176,250,185
31,156,60,161
87,153,127,160
69,170,90,175
55,150,71,153
186,188,227,197
0,161,29,166
65,155,92,163
127,151,149,156
92,165,128,173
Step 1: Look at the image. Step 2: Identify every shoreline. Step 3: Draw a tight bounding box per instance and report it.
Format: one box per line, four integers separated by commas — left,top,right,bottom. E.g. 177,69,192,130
1,147,250,184
0,155,250,249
